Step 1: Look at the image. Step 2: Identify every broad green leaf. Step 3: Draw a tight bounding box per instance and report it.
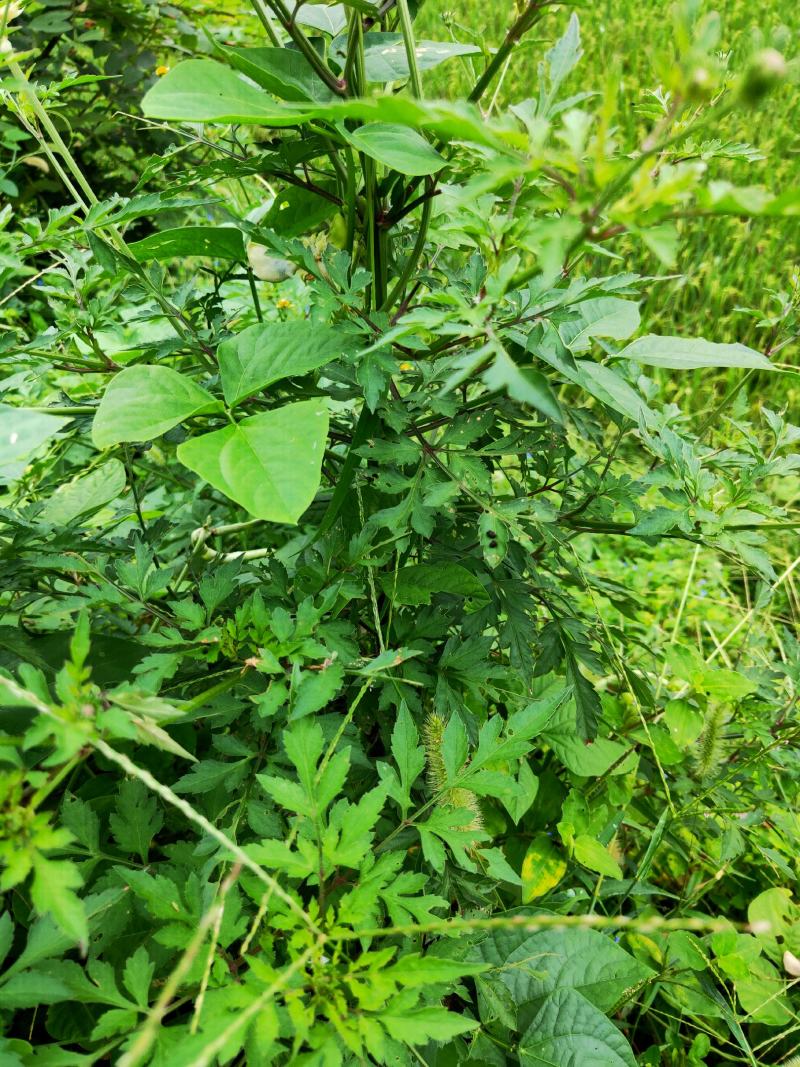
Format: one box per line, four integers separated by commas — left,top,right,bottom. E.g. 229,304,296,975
379,562,489,607
92,366,221,448
520,832,567,901
141,60,312,125
573,835,623,879
294,2,347,35
143,61,514,149
382,1005,480,1044
261,184,338,238
616,335,774,371
540,702,637,777
343,123,446,176
221,45,336,103
519,987,636,1066
39,459,126,525
330,32,480,82
735,957,792,1025
128,226,245,262
472,925,653,1025
0,406,68,482
558,297,640,352
177,400,329,523
218,321,350,408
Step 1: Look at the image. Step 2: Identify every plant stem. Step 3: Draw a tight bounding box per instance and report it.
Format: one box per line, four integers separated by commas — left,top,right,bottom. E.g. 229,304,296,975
258,0,346,96
396,0,422,98
469,0,549,104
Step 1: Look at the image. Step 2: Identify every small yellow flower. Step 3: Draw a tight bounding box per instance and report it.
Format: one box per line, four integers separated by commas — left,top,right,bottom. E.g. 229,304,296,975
399,361,414,372
155,65,169,76
276,298,293,310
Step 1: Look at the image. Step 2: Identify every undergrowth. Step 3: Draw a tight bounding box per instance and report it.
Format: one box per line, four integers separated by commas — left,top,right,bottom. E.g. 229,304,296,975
1,1,800,1065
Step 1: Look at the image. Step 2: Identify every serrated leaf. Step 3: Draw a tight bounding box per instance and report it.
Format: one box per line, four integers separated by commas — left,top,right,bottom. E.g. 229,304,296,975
30,856,87,947
387,953,489,987
109,779,164,862
123,946,154,1008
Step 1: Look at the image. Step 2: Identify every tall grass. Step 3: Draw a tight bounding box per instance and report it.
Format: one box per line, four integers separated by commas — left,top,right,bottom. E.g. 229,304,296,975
418,0,800,360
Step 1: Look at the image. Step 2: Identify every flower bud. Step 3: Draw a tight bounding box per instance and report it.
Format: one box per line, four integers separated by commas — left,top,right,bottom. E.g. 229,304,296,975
739,48,787,104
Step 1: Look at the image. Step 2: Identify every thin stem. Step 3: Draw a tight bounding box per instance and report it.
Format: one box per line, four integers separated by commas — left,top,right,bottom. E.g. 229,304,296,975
469,0,549,104
258,0,346,96
396,0,422,98
383,179,434,311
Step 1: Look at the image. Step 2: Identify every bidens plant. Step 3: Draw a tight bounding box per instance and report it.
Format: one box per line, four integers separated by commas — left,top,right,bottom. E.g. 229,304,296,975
1,1,799,1065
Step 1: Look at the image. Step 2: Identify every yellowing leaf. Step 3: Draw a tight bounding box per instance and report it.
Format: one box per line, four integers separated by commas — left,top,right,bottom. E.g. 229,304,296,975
521,832,567,901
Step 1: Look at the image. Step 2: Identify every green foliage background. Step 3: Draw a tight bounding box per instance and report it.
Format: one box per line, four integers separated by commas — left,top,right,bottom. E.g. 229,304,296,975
1,1,800,1065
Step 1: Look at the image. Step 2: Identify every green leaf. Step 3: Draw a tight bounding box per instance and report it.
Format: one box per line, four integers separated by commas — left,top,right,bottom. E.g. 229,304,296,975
573,835,623,879
218,321,350,408
128,226,246,262
40,459,126,525
122,946,154,1009
294,3,347,35
173,758,250,794
92,365,221,448
558,297,641,352
387,953,489,987
109,779,164,862
176,400,329,523
221,45,336,103
541,701,637,777
330,32,480,82
261,184,338,238
389,704,426,811
0,405,68,482
382,1005,480,1044
141,60,311,125
616,335,774,371
343,122,446,176
473,926,653,1026
380,562,489,607
30,856,87,947
290,661,345,720
518,987,636,1066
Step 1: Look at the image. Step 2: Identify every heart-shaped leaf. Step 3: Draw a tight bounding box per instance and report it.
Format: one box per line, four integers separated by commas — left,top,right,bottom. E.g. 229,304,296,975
176,400,328,523
519,988,636,1066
